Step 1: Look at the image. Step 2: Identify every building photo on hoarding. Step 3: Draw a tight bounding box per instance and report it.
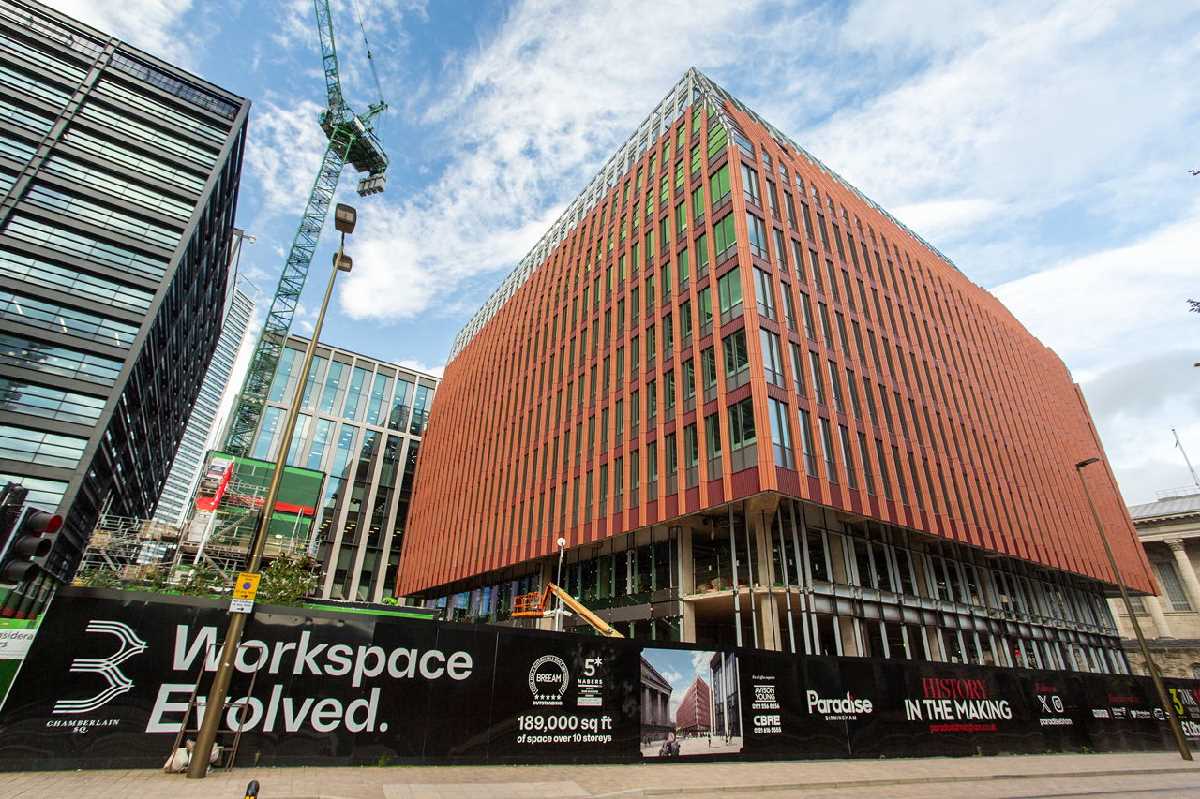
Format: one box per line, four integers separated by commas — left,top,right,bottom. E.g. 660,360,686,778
640,647,742,757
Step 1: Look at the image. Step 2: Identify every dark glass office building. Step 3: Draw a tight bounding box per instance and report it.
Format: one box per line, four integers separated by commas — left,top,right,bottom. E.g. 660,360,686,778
0,0,249,595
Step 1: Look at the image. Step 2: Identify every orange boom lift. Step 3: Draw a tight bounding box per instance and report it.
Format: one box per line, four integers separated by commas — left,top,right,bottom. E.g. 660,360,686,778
512,583,624,638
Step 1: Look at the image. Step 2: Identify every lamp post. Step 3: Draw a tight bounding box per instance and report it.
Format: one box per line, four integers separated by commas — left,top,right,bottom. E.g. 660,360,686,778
1075,456,1193,761
555,536,566,632
188,204,358,778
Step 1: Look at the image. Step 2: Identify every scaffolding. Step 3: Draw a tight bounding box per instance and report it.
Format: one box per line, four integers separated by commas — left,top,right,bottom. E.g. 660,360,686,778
77,474,313,587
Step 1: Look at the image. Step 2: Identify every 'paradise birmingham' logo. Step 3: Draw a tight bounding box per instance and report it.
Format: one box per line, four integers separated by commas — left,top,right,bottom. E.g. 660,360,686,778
52,621,148,715
528,655,569,706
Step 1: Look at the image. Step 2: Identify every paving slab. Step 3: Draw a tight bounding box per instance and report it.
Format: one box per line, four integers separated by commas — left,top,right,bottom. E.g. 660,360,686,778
0,751,1197,799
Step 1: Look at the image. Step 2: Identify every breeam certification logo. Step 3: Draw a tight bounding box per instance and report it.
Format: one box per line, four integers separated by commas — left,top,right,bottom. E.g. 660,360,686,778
528,655,569,706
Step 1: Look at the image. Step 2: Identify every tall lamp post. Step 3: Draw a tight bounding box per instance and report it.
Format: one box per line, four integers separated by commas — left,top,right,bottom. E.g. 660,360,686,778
555,536,566,632
1075,457,1193,761
188,204,359,778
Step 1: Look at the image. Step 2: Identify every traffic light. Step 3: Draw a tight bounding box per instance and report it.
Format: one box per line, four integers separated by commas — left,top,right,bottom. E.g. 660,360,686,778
0,505,61,584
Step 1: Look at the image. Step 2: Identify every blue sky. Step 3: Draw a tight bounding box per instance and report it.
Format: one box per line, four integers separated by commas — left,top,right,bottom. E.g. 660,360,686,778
51,0,1200,505
643,647,717,718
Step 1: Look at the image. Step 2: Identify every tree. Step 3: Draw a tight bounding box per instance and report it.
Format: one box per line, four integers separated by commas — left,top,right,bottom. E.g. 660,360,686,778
256,553,320,606
178,562,224,596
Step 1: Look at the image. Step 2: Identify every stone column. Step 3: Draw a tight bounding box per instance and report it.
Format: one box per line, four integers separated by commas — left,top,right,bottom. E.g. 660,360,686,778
1167,540,1200,613
1143,594,1173,639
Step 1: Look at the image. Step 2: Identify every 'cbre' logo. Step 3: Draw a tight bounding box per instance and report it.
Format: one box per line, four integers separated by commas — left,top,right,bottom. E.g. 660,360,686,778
52,621,148,715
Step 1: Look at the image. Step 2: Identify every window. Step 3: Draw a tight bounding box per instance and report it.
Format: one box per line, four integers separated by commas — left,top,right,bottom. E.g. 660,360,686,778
711,163,731,206
798,409,817,476
713,212,736,263
828,361,844,412
809,350,826,405
789,342,805,395
760,329,784,387
773,229,788,271
838,424,856,489
746,212,768,260
875,439,892,499
701,346,717,397
741,163,761,205
705,412,722,463
717,265,743,323
682,359,696,403
677,247,690,289
818,302,833,347
707,120,729,159
0,378,104,425
768,398,794,469
1154,560,1193,611
0,332,120,385
723,329,750,388
728,396,757,471
0,289,138,348
781,287,798,332
754,267,775,319
698,286,713,335
684,423,699,485
818,416,836,481
0,424,87,468
801,292,816,340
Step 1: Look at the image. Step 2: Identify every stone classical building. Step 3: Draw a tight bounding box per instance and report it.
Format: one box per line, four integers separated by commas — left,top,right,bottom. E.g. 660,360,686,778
1112,487,1200,677
639,656,673,742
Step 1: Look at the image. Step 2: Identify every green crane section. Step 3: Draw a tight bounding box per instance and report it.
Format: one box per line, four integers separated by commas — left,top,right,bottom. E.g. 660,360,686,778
224,0,387,457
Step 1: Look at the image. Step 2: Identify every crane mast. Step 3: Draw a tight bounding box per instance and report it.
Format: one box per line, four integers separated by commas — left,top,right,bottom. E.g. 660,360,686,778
223,0,387,458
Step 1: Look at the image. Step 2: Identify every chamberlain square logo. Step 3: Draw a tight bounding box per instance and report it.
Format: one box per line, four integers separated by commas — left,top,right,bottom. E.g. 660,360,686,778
47,620,147,732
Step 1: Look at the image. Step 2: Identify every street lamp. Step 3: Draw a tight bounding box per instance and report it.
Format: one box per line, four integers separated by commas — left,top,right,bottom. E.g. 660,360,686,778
555,536,566,632
1075,457,1193,760
189,203,359,777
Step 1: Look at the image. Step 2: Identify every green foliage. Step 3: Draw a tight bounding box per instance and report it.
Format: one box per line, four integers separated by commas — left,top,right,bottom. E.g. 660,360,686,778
74,566,122,589
178,563,224,596
257,553,320,606
381,596,399,606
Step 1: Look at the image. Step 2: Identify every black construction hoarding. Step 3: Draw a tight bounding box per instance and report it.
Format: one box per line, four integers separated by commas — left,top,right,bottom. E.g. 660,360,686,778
0,588,1197,770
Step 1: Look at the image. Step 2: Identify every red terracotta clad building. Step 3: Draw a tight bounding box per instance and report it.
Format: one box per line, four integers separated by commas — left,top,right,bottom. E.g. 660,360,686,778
398,69,1151,674
675,676,712,735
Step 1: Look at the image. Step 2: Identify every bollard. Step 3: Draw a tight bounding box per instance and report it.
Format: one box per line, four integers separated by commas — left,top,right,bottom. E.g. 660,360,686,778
243,779,260,798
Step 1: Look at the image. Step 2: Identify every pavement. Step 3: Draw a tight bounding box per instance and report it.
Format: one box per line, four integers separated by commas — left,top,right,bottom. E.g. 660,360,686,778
2,751,1199,798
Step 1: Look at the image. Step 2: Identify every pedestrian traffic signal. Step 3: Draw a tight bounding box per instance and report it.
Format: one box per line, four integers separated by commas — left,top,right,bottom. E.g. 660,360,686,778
0,506,61,584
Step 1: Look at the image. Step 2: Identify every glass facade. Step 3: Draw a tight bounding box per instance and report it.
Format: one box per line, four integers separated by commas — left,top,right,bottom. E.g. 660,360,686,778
249,335,438,601
153,284,254,525
0,1,249,602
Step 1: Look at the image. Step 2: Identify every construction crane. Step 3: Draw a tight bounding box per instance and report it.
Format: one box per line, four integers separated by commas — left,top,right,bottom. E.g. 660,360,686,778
512,583,626,638
223,0,388,457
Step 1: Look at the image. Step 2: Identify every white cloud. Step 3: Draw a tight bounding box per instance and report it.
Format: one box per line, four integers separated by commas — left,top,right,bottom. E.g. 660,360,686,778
45,0,196,65
338,0,764,322
243,98,329,218
397,359,444,379
798,0,1200,283
890,198,1002,242
993,203,1200,505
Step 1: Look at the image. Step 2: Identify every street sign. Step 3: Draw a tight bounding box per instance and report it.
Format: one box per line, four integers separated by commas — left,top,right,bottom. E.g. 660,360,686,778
232,572,261,601
229,598,254,614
